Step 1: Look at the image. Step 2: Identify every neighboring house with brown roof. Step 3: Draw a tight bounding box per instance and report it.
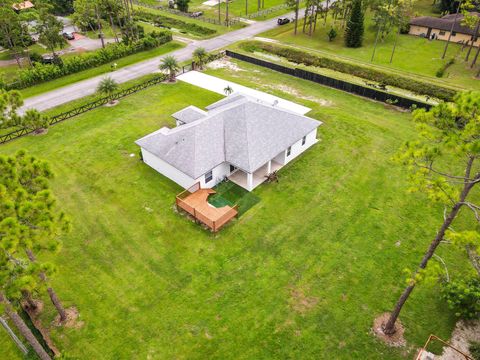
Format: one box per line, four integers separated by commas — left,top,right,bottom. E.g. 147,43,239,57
409,12,480,47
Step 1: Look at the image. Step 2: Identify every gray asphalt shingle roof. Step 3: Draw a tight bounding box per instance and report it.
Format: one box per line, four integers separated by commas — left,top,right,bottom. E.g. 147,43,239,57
136,95,322,178
171,105,207,124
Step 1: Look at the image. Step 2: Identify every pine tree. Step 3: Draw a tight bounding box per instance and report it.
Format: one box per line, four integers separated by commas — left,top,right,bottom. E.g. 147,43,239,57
344,0,364,48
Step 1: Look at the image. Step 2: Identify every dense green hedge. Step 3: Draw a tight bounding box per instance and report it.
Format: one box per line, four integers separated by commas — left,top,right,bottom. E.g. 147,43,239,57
13,31,172,89
240,41,457,101
135,11,216,36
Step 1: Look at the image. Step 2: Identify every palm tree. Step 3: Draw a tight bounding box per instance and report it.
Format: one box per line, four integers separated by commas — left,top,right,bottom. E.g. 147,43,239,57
97,77,119,103
160,55,180,82
224,85,233,95
193,47,208,70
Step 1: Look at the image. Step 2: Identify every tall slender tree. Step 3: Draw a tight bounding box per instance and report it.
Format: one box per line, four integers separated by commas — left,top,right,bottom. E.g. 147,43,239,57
36,9,65,57
381,91,480,336
0,6,25,68
442,0,462,59
0,150,71,322
345,0,364,47
286,0,301,34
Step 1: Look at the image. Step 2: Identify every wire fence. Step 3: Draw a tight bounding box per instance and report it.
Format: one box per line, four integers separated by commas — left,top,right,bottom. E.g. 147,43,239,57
133,0,242,26
245,3,292,19
226,50,432,110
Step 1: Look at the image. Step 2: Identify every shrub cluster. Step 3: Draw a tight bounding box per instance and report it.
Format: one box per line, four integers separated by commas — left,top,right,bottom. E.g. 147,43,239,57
470,342,480,360
240,41,457,101
134,11,216,37
441,277,480,319
436,57,455,78
14,31,172,89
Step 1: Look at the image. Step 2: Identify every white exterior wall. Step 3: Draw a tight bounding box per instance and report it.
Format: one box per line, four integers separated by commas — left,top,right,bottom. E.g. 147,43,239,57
141,149,197,189
409,25,480,47
197,162,231,188
284,128,318,165
141,127,319,190
142,148,232,189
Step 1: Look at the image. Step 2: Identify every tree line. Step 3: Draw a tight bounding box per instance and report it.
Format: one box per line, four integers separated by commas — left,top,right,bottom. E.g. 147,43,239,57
0,0,140,72
1,147,72,360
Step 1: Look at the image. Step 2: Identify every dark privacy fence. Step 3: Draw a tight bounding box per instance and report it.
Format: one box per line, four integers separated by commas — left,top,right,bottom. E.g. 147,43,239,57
225,51,432,110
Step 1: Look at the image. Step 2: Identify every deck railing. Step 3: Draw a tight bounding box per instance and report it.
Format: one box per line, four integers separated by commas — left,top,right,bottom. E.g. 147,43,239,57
175,183,238,232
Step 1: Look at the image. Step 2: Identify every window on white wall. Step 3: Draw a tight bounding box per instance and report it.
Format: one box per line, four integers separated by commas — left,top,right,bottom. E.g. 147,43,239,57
287,146,291,157
302,136,306,145
205,170,213,183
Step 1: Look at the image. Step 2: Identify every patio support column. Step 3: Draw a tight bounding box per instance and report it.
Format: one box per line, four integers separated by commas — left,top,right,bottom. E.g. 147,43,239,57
247,172,253,191
267,160,272,174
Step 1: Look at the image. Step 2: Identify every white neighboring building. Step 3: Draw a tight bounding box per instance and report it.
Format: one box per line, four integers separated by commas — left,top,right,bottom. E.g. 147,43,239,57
136,94,322,191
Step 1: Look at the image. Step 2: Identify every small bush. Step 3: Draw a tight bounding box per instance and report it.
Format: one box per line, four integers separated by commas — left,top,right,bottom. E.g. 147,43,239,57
441,277,480,319
470,342,480,360
29,52,43,63
239,41,457,101
436,57,455,78
327,28,337,42
13,31,172,89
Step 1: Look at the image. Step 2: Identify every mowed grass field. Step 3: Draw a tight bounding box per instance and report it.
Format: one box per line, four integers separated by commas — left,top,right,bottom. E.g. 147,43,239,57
0,61,471,359
260,11,479,90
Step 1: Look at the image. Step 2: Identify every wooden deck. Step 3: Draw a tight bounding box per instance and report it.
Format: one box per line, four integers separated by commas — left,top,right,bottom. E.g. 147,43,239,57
176,187,238,232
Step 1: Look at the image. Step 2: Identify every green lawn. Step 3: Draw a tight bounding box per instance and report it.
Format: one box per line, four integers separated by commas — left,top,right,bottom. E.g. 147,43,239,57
259,12,479,90
18,41,184,99
209,181,261,215
188,0,289,19
137,0,291,20
134,5,245,37
0,61,472,359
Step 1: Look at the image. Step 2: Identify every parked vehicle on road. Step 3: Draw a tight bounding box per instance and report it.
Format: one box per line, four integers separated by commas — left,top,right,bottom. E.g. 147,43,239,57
63,32,75,40
277,18,290,25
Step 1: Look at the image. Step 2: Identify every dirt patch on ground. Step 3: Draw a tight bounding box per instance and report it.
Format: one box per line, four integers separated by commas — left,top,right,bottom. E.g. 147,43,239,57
53,307,83,329
289,287,319,314
31,128,49,136
263,83,332,106
207,58,244,72
372,313,407,348
104,100,119,107
22,299,44,316
433,320,480,359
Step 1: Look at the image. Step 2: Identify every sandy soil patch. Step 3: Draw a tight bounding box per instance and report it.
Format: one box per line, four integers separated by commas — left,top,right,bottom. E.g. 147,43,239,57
434,320,480,360
289,287,319,314
264,83,333,106
104,100,119,107
207,59,244,72
53,307,84,329
372,313,407,348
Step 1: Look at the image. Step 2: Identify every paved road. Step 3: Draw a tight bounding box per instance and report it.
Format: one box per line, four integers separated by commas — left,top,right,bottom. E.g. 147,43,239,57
21,13,299,114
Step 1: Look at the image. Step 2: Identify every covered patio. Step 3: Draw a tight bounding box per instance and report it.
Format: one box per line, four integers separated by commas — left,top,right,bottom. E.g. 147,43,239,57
228,160,283,191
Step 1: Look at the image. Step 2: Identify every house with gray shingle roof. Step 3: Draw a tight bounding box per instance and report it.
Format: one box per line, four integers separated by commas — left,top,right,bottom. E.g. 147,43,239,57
136,94,322,191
